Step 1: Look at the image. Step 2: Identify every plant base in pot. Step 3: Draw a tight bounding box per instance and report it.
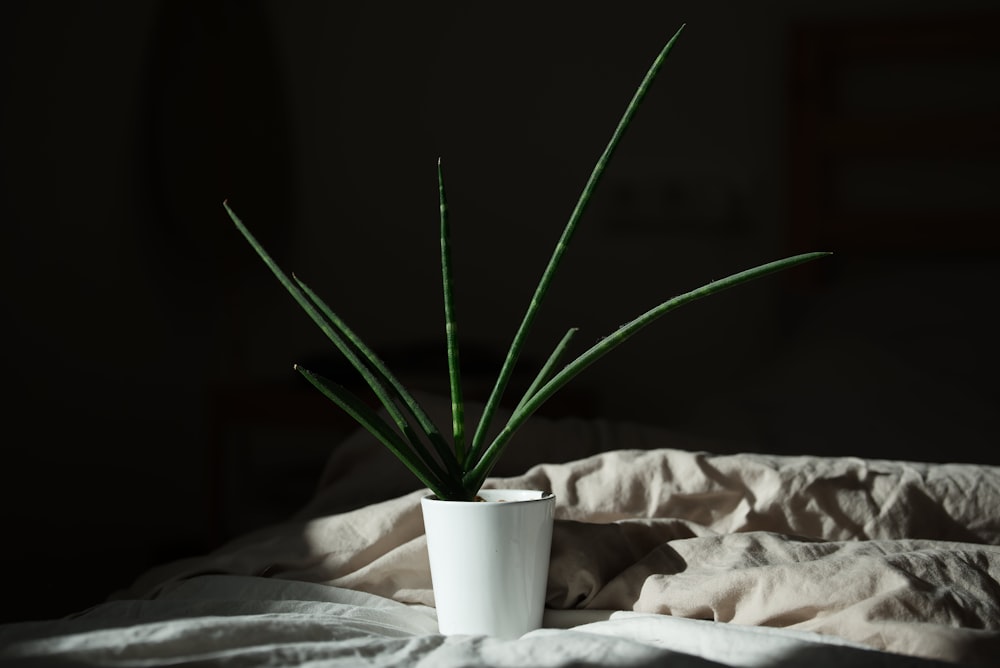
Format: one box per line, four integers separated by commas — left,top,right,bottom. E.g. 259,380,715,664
421,489,555,638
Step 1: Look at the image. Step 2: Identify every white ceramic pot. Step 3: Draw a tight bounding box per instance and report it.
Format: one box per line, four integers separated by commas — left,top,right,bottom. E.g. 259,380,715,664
421,488,555,638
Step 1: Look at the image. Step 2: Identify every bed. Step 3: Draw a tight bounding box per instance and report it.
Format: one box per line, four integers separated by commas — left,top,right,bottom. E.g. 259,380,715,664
1,389,997,668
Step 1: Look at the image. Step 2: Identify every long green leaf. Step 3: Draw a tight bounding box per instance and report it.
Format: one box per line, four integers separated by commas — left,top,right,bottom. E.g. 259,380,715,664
513,328,578,415
295,365,456,499
468,24,687,462
225,200,461,482
293,275,464,481
464,251,830,490
438,159,466,466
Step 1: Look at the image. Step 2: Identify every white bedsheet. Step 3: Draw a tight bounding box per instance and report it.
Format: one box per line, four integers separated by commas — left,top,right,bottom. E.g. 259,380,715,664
0,575,950,667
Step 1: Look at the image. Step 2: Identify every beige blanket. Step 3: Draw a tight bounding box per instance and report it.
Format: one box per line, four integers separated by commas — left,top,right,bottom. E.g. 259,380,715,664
125,444,1000,668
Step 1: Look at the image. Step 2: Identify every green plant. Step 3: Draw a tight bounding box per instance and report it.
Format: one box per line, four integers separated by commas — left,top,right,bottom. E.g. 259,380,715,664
224,25,828,501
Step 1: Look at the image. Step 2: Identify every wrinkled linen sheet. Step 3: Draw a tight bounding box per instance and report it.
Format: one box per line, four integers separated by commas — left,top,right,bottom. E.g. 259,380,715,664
1,574,941,668
93,442,1000,668
3,393,998,667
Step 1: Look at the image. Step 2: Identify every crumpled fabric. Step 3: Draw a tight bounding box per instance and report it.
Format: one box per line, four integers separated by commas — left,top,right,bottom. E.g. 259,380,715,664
119,447,1000,666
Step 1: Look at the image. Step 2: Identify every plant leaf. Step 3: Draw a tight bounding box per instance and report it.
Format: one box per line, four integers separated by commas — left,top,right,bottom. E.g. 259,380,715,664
469,24,687,459
225,200,463,482
513,327,579,415
464,250,831,490
294,274,464,481
438,158,466,467
295,365,455,498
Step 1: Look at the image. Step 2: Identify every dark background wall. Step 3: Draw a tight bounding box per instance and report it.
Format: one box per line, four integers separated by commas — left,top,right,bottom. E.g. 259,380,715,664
2,0,998,623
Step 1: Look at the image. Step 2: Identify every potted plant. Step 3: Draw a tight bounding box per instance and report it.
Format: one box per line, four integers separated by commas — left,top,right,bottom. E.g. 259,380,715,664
223,23,827,637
